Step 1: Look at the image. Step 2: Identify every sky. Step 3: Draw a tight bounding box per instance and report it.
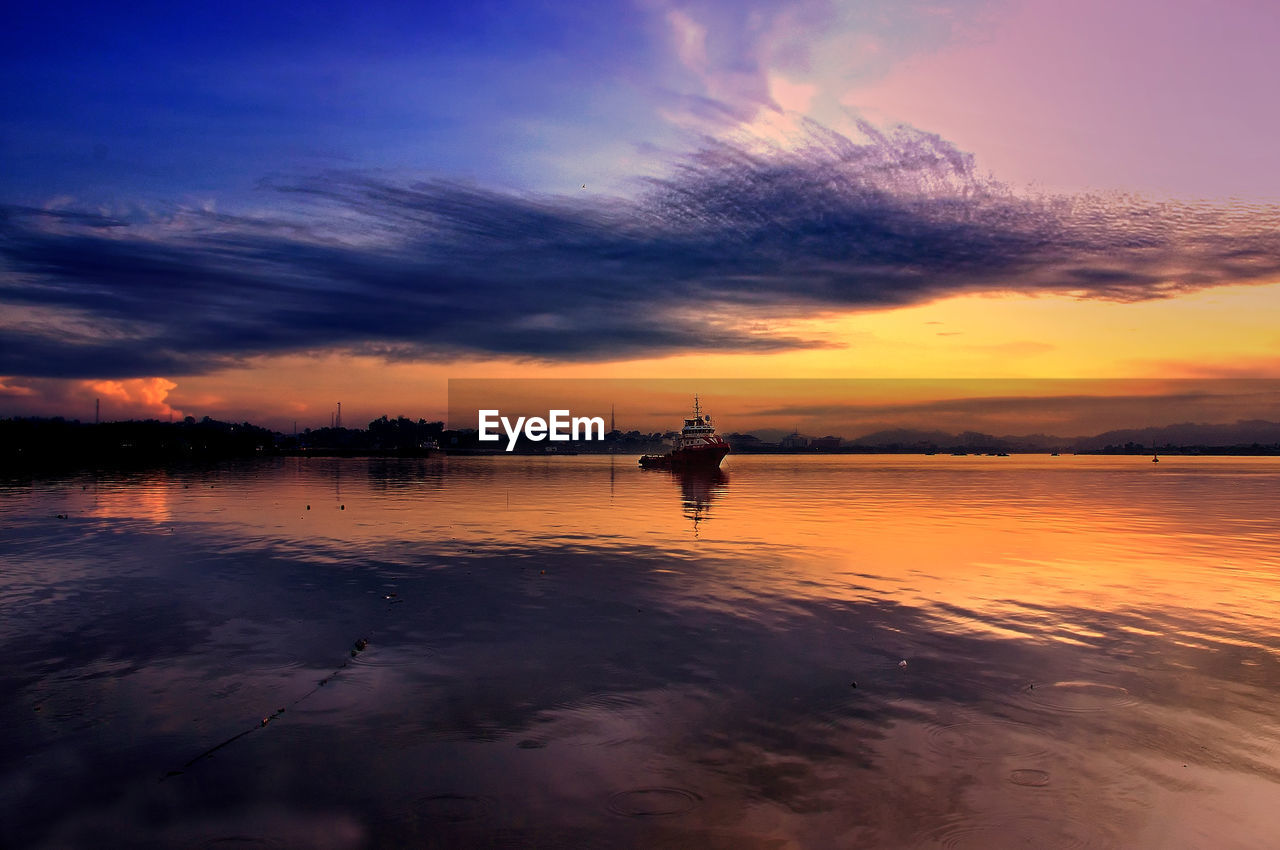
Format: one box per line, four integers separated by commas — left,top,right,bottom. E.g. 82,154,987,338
2,0,1279,432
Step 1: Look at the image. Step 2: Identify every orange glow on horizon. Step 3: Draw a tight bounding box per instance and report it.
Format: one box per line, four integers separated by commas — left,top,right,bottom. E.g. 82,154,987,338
132,282,1280,432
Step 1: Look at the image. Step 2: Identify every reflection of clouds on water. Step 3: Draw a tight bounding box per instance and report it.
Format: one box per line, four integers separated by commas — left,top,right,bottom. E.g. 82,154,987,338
86,478,173,523
5,533,1277,845
3,458,1280,847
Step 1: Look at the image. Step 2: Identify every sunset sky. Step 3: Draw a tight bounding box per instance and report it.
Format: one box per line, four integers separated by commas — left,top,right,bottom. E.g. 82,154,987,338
3,0,1279,432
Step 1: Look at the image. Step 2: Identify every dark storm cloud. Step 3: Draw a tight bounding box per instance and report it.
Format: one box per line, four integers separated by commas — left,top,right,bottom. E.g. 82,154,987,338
3,119,1280,378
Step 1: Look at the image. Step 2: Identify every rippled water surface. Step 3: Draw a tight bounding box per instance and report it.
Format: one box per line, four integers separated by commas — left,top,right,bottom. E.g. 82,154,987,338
3,455,1280,848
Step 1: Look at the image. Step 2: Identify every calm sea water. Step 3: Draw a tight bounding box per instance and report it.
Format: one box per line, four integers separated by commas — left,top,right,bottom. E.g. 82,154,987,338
2,455,1279,848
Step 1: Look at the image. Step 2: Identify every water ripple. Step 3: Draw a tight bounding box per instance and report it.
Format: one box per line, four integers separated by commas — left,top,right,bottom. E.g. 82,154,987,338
607,787,702,818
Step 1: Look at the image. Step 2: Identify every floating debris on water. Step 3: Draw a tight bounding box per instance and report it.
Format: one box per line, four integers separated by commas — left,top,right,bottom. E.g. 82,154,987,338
899,660,908,669
162,625,384,782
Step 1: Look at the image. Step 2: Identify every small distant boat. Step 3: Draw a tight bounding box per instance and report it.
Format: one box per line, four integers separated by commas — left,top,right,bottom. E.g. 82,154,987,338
639,397,730,471
1050,452,1060,457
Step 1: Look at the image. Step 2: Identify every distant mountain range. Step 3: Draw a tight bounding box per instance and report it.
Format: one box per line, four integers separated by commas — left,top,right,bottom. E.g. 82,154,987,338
1072,420,1280,451
738,420,1280,453
845,429,1070,452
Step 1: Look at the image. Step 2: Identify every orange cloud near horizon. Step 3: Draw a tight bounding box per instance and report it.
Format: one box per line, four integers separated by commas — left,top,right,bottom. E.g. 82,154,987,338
86,377,182,421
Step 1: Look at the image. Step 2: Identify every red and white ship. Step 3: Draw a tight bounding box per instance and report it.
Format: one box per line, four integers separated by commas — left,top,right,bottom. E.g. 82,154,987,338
639,397,730,471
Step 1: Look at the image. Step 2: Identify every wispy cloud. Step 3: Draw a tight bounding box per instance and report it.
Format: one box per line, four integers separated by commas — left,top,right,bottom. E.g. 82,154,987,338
2,119,1279,378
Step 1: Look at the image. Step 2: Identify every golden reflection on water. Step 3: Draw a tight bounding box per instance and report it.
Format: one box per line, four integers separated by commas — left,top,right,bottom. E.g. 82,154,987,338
83,474,175,523
34,454,1280,673
62,454,1277,641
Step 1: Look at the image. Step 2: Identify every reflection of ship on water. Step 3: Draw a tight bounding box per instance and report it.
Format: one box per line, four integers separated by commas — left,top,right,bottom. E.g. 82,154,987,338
672,467,729,535
639,396,730,471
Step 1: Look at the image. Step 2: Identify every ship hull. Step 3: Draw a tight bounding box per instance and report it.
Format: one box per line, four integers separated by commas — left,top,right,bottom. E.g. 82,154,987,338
639,443,729,470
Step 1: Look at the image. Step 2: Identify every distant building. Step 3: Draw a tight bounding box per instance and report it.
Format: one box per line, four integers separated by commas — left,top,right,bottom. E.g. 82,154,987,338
809,436,842,451
780,432,809,450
